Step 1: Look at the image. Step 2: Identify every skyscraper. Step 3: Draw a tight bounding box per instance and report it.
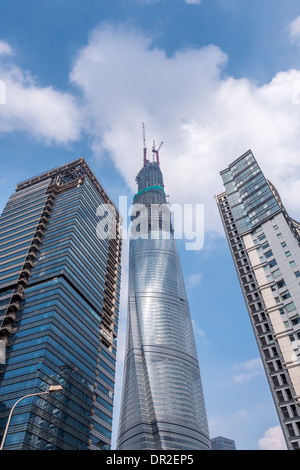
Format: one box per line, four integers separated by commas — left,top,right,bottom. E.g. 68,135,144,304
117,138,210,450
0,158,122,450
216,149,300,450
211,436,236,450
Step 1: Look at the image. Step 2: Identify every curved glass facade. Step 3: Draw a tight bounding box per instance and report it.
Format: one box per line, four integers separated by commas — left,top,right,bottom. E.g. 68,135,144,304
117,159,210,450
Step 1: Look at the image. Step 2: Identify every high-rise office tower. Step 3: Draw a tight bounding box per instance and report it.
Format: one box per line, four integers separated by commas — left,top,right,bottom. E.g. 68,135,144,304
216,150,300,451
117,137,210,450
0,158,122,450
211,436,236,450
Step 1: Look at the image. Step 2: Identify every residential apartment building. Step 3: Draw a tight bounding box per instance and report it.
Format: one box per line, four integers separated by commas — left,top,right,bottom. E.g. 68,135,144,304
216,150,300,450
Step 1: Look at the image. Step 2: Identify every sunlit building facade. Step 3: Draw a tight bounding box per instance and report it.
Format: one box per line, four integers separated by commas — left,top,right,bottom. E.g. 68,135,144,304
0,158,122,450
117,149,210,450
216,150,300,450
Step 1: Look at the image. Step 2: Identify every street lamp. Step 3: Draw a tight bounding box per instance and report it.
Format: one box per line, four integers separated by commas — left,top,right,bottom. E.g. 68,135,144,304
0,385,63,450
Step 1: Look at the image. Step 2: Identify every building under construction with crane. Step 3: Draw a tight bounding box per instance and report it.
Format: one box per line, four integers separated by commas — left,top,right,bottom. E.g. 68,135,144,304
133,126,165,209
116,126,211,450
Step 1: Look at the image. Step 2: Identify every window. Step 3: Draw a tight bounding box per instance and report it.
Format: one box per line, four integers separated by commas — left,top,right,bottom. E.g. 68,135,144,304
265,250,273,258
258,233,266,241
277,233,283,239
295,271,300,278
290,260,296,267
272,269,281,278
277,280,286,289
285,302,296,312
285,251,291,257
282,291,291,300
269,259,277,268
273,225,278,230
262,242,270,250
281,241,287,248
291,316,300,326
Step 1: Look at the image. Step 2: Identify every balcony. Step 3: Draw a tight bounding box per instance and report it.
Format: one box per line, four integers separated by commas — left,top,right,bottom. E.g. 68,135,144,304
3,310,17,323
30,243,39,252
37,222,46,231
7,301,20,312
32,235,42,245
18,269,30,285
12,285,24,299
35,229,44,238
0,322,13,336
23,259,33,270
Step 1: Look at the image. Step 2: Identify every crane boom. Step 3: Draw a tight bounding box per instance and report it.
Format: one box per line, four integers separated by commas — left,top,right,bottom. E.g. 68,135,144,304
152,140,163,166
142,123,147,166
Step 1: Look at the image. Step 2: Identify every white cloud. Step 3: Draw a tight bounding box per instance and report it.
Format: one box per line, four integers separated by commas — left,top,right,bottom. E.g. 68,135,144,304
233,358,263,383
0,41,14,56
69,23,300,236
192,319,205,337
135,0,161,4
186,0,202,4
288,16,300,45
2,26,300,236
0,44,81,145
187,272,203,287
258,426,287,450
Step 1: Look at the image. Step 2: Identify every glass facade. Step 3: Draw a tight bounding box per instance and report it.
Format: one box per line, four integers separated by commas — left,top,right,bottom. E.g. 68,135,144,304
211,436,236,451
117,158,210,450
0,159,122,450
220,150,281,234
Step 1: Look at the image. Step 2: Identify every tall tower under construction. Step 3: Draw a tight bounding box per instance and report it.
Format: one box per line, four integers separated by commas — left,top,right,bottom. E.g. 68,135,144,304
117,131,210,450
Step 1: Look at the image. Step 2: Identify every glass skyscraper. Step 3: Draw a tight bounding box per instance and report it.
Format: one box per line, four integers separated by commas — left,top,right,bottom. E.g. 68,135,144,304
117,148,210,450
216,150,300,450
211,436,236,450
0,158,122,450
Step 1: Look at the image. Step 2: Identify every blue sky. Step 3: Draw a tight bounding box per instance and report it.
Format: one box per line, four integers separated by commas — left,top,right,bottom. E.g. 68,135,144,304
1,0,300,450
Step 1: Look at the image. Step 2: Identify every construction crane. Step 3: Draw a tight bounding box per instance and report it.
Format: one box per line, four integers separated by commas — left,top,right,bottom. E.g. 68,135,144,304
152,140,164,167
142,122,147,166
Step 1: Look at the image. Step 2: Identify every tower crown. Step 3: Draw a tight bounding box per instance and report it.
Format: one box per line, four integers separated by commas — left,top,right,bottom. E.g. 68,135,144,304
134,125,166,206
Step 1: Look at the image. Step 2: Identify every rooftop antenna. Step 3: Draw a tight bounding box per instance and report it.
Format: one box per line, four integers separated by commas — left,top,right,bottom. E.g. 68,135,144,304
142,122,147,166
152,140,164,167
